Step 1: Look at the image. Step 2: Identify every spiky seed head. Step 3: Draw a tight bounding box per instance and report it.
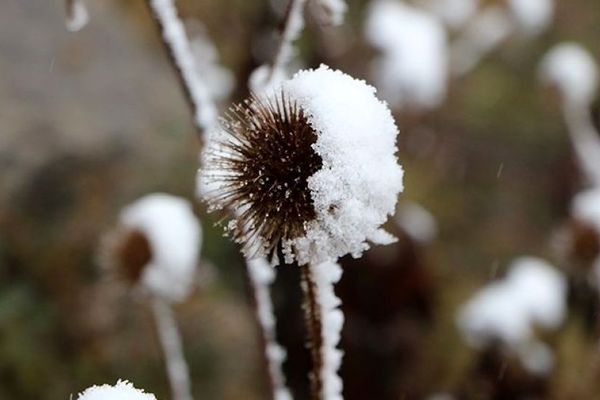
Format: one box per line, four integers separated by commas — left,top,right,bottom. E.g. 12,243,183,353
202,93,322,260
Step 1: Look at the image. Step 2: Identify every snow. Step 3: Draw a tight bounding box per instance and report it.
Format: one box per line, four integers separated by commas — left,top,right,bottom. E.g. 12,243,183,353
246,258,292,400
450,6,512,76
507,0,554,36
252,0,308,92
120,193,201,302
365,1,448,109
189,24,235,102
517,340,555,376
572,188,600,231
539,43,599,107
77,380,156,400
311,261,344,400
418,0,478,29
313,0,348,26
65,0,89,32
395,201,438,243
278,65,404,265
149,0,218,133
457,257,566,351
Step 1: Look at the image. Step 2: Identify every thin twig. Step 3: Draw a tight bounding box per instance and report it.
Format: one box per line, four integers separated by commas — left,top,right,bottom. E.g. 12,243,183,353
265,0,308,87
145,0,218,142
150,296,194,400
563,101,600,187
247,258,293,400
300,264,324,400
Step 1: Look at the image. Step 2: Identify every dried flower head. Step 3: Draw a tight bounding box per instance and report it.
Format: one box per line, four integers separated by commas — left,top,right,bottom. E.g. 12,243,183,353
200,65,403,265
101,193,202,302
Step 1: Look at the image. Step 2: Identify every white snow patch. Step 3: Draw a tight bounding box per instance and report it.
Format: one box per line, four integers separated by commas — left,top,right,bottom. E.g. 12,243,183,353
189,24,235,102
457,257,566,354
539,42,599,107
66,0,89,32
77,380,156,400
120,193,201,302
311,261,344,400
365,1,448,109
246,258,292,400
280,65,403,265
517,340,555,376
395,201,438,243
507,0,554,36
572,188,600,232
418,0,478,29
149,0,218,133
450,6,512,77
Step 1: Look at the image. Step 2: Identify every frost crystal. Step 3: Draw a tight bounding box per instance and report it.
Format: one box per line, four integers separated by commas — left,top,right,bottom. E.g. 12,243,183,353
539,43,599,107
77,380,156,400
119,194,201,302
365,1,448,109
200,65,403,265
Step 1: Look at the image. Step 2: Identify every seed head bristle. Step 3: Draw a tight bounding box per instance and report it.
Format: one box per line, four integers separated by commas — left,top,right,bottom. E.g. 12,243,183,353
203,92,322,260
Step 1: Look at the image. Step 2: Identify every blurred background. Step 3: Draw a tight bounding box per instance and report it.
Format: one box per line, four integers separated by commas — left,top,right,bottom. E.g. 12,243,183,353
2,0,600,398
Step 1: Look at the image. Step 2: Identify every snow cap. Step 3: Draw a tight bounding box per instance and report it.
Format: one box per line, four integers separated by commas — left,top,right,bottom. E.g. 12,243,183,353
572,188,600,232
507,0,554,36
77,380,157,400
200,65,403,266
118,193,201,302
457,256,566,348
539,43,599,106
365,1,448,109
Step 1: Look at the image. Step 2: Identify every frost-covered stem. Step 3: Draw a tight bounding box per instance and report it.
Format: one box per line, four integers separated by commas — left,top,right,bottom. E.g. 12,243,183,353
150,296,193,400
300,264,324,400
265,0,308,86
246,258,292,400
563,101,600,187
146,0,218,141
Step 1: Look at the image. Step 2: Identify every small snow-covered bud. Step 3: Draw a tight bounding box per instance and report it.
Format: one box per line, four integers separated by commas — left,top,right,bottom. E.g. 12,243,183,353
457,257,566,348
200,65,403,265
77,380,157,400
365,1,448,110
103,194,202,302
507,0,554,36
65,0,89,32
418,0,477,30
539,43,599,107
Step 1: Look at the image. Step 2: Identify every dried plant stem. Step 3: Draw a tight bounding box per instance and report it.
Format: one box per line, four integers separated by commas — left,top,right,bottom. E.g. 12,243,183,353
145,0,218,141
265,0,308,86
300,263,324,400
151,296,194,400
247,258,293,400
563,102,600,187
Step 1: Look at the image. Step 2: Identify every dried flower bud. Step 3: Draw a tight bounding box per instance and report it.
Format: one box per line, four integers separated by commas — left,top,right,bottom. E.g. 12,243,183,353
199,65,403,265
102,194,202,302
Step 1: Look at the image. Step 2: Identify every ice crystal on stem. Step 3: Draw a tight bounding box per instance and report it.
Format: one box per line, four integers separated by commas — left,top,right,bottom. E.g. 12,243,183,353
77,380,156,400
200,65,403,266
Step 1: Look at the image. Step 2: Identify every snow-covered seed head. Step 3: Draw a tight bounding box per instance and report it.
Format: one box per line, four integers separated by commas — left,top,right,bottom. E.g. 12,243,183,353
101,194,202,302
77,380,157,400
202,93,322,259
200,65,404,265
